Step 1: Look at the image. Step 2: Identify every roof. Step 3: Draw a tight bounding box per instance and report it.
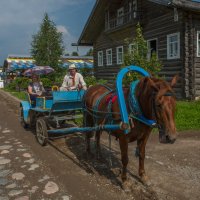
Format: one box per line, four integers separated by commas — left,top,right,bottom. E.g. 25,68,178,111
78,0,200,45
171,0,200,12
149,0,200,11
78,0,110,46
61,56,94,69
7,54,32,59
3,55,94,71
148,0,170,6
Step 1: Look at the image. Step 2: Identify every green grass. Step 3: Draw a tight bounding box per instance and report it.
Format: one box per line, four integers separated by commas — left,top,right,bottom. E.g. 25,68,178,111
175,101,200,131
3,88,26,100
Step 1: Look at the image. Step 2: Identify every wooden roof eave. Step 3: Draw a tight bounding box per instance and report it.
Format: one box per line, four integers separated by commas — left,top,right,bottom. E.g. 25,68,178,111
78,0,122,46
149,0,200,12
172,0,200,12
78,0,107,46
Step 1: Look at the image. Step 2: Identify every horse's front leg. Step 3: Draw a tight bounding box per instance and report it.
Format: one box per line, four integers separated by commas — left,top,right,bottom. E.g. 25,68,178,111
119,135,131,190
137,132,151,185
85,132,91,153
95,130,101,159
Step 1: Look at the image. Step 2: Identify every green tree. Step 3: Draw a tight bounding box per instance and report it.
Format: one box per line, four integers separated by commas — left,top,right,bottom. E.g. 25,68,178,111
123,23,162,83
71,51,79,56
85,48,93,56
31,13,64,74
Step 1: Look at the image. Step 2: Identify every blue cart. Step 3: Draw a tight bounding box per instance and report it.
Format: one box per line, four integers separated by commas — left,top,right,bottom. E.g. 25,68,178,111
20,90,85,146
20,66,152,146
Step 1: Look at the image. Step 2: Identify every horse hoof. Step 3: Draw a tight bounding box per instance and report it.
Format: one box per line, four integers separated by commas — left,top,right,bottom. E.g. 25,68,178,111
122,180,132,192
140,175,151,186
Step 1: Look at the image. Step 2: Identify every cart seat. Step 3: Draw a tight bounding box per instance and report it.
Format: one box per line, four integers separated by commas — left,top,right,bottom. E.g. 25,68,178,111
26,92,35,107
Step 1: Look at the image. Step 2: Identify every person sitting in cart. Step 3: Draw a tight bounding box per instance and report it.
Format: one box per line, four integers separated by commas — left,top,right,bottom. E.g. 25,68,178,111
60,64,87,91
28,74,45,104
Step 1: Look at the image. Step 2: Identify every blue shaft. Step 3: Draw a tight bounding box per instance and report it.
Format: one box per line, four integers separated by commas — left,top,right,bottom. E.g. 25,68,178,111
116,65,150,134
48,124,122,135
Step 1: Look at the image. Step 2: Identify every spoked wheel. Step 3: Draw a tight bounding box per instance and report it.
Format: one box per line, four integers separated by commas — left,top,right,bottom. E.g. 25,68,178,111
20,107,28,129
36,118,48,146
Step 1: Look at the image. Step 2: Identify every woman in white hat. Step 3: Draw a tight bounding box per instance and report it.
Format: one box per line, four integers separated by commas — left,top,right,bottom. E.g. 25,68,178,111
60,64,87,91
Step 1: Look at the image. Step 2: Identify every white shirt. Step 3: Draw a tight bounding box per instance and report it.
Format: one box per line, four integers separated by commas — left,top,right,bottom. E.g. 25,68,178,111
61,72,87,90
33,82,42,93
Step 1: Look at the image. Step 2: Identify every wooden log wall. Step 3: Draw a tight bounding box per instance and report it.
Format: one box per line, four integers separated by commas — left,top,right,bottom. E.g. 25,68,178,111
193,14,200,98
93,0,200,99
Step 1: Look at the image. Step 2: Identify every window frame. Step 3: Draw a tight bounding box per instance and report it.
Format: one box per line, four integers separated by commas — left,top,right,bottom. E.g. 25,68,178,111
97,51,103,66
147,38,158,59
197,31,200,57
129,43,134,55
106,48,112,66
117,7,124,25
116,46,124,65
132,0,137,18
167,32,180,60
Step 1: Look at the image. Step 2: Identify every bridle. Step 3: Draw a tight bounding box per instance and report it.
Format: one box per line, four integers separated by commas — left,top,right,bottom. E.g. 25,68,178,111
151,90,175,132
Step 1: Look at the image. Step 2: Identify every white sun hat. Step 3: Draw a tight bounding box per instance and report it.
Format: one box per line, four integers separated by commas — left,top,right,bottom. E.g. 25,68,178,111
68,63,77,70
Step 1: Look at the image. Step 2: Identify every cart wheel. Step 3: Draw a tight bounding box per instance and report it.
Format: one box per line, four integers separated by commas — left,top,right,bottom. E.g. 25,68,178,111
20,107,28,129
36,118,48,146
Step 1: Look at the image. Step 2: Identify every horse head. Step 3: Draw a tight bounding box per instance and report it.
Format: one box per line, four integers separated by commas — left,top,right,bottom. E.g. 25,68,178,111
137,75,178,144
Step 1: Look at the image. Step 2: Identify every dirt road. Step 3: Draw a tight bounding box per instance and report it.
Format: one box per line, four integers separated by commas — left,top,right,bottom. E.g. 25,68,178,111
0,89,200,200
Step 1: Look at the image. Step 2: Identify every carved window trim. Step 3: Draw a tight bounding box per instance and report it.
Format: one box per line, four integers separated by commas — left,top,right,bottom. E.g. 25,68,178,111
98,51,103,66
116,46,124,65
167,32,180,59
197,31,200,57
106,49,112,66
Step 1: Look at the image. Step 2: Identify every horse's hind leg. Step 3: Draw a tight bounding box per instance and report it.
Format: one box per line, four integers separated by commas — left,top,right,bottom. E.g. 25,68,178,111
84,112,94,154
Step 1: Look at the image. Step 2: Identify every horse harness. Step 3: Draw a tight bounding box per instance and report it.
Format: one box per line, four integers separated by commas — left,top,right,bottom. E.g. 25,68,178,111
83,82,175,131
129,80,175,131
83,85,120,126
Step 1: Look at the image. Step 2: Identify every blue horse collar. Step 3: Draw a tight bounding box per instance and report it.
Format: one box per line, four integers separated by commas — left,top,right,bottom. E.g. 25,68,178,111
129,80,156,127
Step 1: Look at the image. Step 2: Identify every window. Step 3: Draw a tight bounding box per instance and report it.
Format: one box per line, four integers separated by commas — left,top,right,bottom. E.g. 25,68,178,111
129,44,134,55
174,7,178,22
98,51,103,66
117,46,124,64
132,0,137,18
197,31,200,57
106,49,112,65
147,39,158,59
167,32,180,59
117,7,124,25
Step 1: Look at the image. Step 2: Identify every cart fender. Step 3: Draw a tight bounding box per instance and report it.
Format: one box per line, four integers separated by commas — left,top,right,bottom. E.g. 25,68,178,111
20,101,31,123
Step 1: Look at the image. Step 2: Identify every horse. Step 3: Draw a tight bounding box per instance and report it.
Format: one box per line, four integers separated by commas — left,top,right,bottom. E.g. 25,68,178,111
83,75,178,189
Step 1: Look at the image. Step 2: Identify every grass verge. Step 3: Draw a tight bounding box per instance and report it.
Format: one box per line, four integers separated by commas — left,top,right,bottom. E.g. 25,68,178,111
2,88,26,100
175,101,200,131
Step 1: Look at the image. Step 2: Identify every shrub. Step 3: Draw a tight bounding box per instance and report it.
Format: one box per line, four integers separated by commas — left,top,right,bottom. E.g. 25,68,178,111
40,77,53,88
123,23,162,85
84,76,107,87
5,77,30,91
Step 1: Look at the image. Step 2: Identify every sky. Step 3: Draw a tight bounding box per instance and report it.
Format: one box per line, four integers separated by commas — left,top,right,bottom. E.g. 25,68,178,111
0,0,95,65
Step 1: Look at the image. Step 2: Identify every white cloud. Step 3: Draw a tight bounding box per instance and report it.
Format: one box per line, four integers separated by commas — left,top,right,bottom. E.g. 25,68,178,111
57,25,70,36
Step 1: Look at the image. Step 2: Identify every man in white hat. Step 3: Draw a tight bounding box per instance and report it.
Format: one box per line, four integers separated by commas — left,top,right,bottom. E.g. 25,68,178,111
60,64,87,91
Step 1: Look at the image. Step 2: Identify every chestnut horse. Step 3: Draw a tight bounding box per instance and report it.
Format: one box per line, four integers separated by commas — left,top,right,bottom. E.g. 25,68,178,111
83,76,178,188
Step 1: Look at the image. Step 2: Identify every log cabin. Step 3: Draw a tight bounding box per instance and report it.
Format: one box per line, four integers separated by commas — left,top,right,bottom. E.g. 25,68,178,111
78,0,200,99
